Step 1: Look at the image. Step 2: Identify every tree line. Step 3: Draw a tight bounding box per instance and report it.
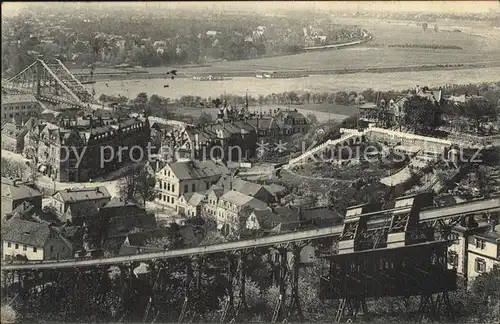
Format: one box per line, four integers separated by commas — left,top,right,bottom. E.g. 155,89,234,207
388,44,462,50
101,81,499,112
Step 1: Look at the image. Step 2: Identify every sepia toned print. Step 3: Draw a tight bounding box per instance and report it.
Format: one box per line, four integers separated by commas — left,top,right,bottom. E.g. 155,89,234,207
1,2,499,323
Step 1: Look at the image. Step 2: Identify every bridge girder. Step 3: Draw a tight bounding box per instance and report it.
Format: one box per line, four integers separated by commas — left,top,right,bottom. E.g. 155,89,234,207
2,59,93,109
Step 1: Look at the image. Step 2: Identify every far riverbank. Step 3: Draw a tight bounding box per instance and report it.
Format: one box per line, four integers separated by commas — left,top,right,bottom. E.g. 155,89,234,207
74,61,500,82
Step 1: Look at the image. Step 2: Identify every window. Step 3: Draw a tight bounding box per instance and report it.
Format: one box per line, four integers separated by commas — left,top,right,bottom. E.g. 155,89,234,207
50,246,54,253
167,171,170,177
448,251,458,267
171,185,175,192
172,198,175,204
23,245,27,251
167,183,171,191
192,184,196,192
184,184,188,193
475,258,486,273
475,238,486,249
7,242,11,248
33,247,37,253
15,244,19,249
167,196,170,203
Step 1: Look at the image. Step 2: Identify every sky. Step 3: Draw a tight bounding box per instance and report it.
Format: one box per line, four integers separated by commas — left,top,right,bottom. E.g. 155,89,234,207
2,1,500,17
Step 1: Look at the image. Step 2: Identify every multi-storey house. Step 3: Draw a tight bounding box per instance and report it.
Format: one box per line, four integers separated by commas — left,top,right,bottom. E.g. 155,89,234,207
467,225,499,281
216,190,268,234
275,109,310,136
216,175,277,204
1,178,43,218
448,222,499,284
2,209,72,261
1,94,41,120
46,186,111,224
1,122,28,153
155,159,229,211
23,116,150,182
203,185,225,219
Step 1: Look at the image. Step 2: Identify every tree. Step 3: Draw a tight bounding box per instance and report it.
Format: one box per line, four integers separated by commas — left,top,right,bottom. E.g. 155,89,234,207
1,158,28,180
132,92,148,113
99,94,108,102
304,92,311,104
326,93,336,104
422,22,428,31
362,88,375,102
335,91,348,105
288,91,299,104
306,113,318,125
195,111,213,126
200,231,228,245
470,267,500,321
144,225,185,250
146,94,166,116
118,164,156,205
462,98,496,132
402,96,440,134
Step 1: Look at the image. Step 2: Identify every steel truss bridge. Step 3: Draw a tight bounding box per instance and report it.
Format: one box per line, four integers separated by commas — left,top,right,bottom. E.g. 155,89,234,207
2,195,499,323
1,59,95,109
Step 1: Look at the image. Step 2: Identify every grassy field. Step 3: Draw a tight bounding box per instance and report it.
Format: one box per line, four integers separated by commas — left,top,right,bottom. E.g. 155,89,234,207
144,47,498,76
171,103,354,122
134,18,499,76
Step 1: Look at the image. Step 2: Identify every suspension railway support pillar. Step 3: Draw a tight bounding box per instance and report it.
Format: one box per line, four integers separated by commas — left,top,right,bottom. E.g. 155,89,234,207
238,251,248,314
220,250,249,323
271,242,306,323
219,254,237,323
118,264,136,320
287,243,305,322
178,256,205,323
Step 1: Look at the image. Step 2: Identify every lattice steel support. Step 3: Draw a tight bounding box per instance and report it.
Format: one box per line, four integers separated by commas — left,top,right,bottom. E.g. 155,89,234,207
179,256,205,323
417,291,454,321
286,243,305,322
220,255,237,323
272,246,289,323
335,295,367,322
